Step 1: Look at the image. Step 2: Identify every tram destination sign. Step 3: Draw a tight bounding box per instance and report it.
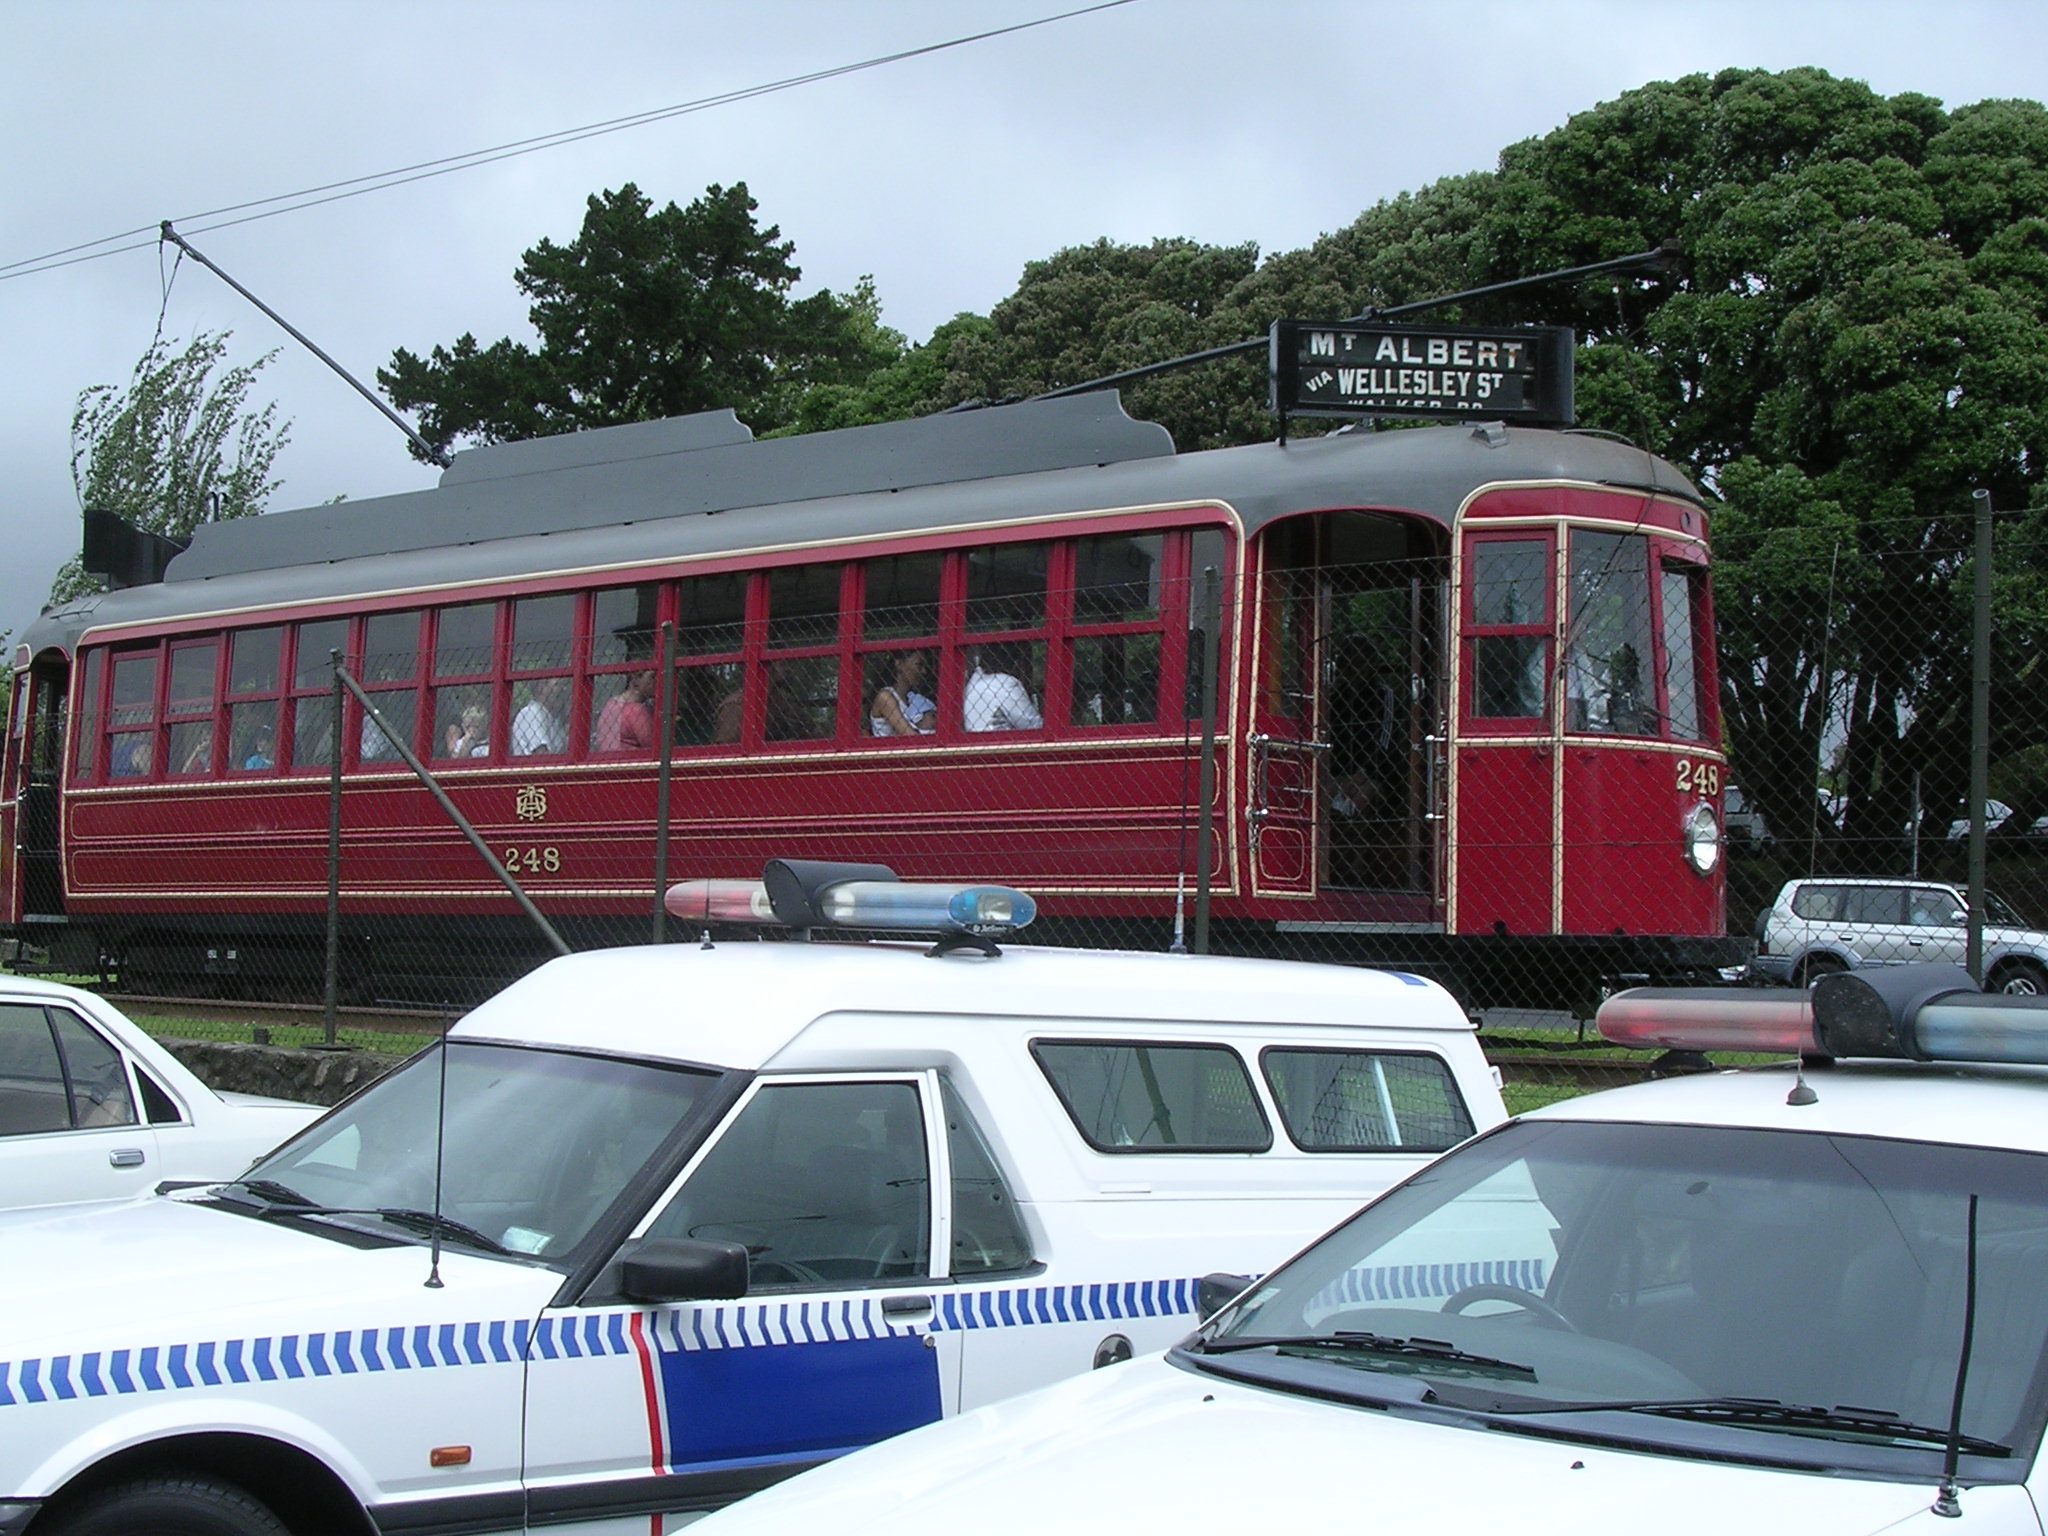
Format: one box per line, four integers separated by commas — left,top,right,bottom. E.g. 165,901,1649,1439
1269,320,1576,426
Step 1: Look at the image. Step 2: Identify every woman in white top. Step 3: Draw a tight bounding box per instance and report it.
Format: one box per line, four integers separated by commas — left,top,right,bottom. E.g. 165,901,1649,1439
964,643,1042,731
870,650,937,736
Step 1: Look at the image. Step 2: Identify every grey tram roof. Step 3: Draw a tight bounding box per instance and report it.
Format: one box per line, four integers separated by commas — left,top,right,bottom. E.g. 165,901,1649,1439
26,394,1701,655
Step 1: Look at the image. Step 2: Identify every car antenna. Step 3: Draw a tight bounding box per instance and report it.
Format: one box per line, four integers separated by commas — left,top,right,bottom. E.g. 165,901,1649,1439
1169,873,1188,954
424,1029,451,1289
1932,1192,1982,1518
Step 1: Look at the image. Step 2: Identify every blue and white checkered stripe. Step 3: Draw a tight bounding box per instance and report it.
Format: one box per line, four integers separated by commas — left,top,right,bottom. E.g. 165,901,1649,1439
1308,1258,1550,1311
0,1319,533,1407
0,1276,1202,1406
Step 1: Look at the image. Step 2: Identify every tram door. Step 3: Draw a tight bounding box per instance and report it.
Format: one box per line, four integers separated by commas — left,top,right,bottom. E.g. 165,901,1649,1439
1319,514,1444,903
17,659,67,916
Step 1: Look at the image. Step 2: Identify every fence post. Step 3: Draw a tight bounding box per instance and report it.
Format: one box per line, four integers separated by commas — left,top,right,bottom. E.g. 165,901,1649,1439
1969,488,1993,982
323,650,344,1047
653,621,676,945
1193,565,1223,954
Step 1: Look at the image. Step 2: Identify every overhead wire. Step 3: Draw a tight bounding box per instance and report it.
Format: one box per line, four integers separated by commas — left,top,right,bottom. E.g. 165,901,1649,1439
0,0,1137,285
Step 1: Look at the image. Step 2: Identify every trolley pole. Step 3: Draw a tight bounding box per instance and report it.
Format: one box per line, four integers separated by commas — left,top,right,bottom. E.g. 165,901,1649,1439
323,651,344,1047
653,622,677,945
1193,566,1224,954
1968,489,1993,982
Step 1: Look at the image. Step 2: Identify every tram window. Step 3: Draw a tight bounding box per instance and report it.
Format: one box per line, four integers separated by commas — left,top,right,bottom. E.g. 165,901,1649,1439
431,684,491,761
1071,634,1159,726
675,574,747,655
1565,530,1654,736
72,649,103,781
1660,564,1709,742
967,542,1048,633
964,641,1045,733
592,584,659,666
358,689,417,764
863,554,942,641
108,652,158,779
231,628,282,695
228,700,279,771
434,602,496,679
1468,538,1550,723
364,611,422,682
1073,535,1163,623
166,643,219,776
512,594,577,671
294,696,337,770
1261,1047,1475,1153
292,620,349,691
678,660,746,746
767,564,842,650
762,655,838,742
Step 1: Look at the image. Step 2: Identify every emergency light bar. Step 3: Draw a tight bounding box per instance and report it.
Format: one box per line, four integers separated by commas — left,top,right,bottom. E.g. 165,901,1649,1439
664,859,1037,941
1597,964,2048,1067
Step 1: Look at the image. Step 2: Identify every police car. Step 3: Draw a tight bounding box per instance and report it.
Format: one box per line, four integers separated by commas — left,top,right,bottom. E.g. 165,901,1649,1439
684,963,2048,1536
0,975,319,1210
0,863,1502,1536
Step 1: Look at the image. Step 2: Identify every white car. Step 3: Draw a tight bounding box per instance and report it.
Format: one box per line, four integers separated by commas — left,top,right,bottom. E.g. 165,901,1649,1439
0,869,1504,1536
688,966,2048,1536
0,975,319,1210
1749,876,2048,993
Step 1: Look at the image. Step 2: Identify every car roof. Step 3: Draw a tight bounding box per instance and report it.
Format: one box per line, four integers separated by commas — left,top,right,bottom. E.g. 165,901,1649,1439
1525,1059,2048,1155
449,941,1470,1071
0,975,115,1007
1784,876,1949,887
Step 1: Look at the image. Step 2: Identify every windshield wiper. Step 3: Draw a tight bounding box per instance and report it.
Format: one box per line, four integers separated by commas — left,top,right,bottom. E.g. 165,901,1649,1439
1496,1396,2010,1454
370,1208,514,1257
1196,1331,1534,1381
212,1183,513,1257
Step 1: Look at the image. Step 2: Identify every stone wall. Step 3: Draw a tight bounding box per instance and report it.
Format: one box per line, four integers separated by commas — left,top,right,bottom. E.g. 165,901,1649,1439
163,1038,406,1107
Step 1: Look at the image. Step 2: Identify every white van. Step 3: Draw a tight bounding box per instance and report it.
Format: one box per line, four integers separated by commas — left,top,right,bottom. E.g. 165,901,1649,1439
0,870,1501,1536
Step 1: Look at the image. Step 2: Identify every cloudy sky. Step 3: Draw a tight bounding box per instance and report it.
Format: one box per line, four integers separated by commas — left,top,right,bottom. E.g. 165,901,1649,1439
5,0,2045,652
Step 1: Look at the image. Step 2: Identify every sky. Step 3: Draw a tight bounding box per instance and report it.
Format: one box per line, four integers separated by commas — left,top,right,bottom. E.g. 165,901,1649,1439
5,0,2046,655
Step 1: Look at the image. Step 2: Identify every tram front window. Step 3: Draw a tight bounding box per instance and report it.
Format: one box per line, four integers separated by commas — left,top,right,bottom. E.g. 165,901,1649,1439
1565,530,1654,735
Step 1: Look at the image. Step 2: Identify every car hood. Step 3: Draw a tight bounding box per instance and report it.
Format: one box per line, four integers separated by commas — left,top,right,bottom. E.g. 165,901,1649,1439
0,1192,557,1360
692,1356,2030,1535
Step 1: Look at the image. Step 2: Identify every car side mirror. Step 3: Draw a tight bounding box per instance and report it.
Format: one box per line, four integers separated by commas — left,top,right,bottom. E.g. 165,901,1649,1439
1197,1271,1255,1321
618,1237,750,1302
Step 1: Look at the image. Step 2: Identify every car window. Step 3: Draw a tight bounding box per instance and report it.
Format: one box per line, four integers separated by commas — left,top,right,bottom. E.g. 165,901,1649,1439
1909,888,1963,928
1843,886,1907,924
645,1080,932,1287
0,1004,71,1136
940,1077,1033,1275
1790,884,1843,921
1261,1048,1475,1152
1032,1040,1271,1152
49,1010,137,1128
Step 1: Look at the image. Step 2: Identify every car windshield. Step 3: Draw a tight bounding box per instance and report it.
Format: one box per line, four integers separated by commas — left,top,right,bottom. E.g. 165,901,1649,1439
1986,890,2028,927
1193,1119,2048,1478
237,1042,721,1265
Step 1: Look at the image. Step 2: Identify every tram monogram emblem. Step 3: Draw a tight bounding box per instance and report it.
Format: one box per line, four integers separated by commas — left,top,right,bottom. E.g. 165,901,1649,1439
515,786,549,822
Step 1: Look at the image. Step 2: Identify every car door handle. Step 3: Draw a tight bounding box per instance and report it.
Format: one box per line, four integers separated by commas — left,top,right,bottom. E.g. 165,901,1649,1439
108,1148,147,1168
880,1294,933,1317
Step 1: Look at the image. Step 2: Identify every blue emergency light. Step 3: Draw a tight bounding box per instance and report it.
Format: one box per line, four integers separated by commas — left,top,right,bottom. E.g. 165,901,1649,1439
664,859,1036,946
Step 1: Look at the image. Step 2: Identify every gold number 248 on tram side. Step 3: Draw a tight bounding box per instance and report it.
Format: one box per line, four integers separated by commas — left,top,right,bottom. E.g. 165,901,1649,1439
501,846,562,874
1675,759,1721,797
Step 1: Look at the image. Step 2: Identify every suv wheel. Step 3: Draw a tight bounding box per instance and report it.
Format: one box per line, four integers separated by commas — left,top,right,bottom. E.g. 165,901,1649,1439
1794,955,1846,989
1993,960,2048,996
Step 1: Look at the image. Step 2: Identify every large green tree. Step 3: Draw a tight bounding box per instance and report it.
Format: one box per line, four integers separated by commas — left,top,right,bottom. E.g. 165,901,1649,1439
51,331,289,603
381,183,901,455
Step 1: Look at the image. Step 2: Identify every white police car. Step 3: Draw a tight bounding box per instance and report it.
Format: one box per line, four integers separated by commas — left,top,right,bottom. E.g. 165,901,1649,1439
0,975,319,1210
0,864,1502,1536
683,964,2048,1535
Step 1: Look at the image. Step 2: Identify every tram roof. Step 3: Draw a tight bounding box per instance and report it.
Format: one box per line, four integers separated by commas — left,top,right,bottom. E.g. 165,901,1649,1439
26,393,1702,653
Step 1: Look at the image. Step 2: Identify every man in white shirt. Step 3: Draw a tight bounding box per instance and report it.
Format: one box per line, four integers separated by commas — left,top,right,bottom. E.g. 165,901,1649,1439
512,675,570,756
963,645,1042,732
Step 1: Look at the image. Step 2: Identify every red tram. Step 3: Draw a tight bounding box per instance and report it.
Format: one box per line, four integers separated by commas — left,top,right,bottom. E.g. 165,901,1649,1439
1,396,1742,1005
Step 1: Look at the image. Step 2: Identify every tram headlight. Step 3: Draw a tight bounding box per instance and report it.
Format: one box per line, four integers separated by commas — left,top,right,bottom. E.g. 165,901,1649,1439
1682,801,1721,876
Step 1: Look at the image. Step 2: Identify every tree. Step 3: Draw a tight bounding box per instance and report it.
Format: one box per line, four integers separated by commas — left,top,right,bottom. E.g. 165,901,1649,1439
380,183,901,456
51,331,289,603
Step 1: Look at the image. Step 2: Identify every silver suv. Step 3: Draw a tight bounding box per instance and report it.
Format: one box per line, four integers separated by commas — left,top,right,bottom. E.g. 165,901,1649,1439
1750,876,2048,993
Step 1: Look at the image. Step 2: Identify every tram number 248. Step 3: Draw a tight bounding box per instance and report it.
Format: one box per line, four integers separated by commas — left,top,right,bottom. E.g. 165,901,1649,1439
501,845,562,874
1674,759,1722,797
